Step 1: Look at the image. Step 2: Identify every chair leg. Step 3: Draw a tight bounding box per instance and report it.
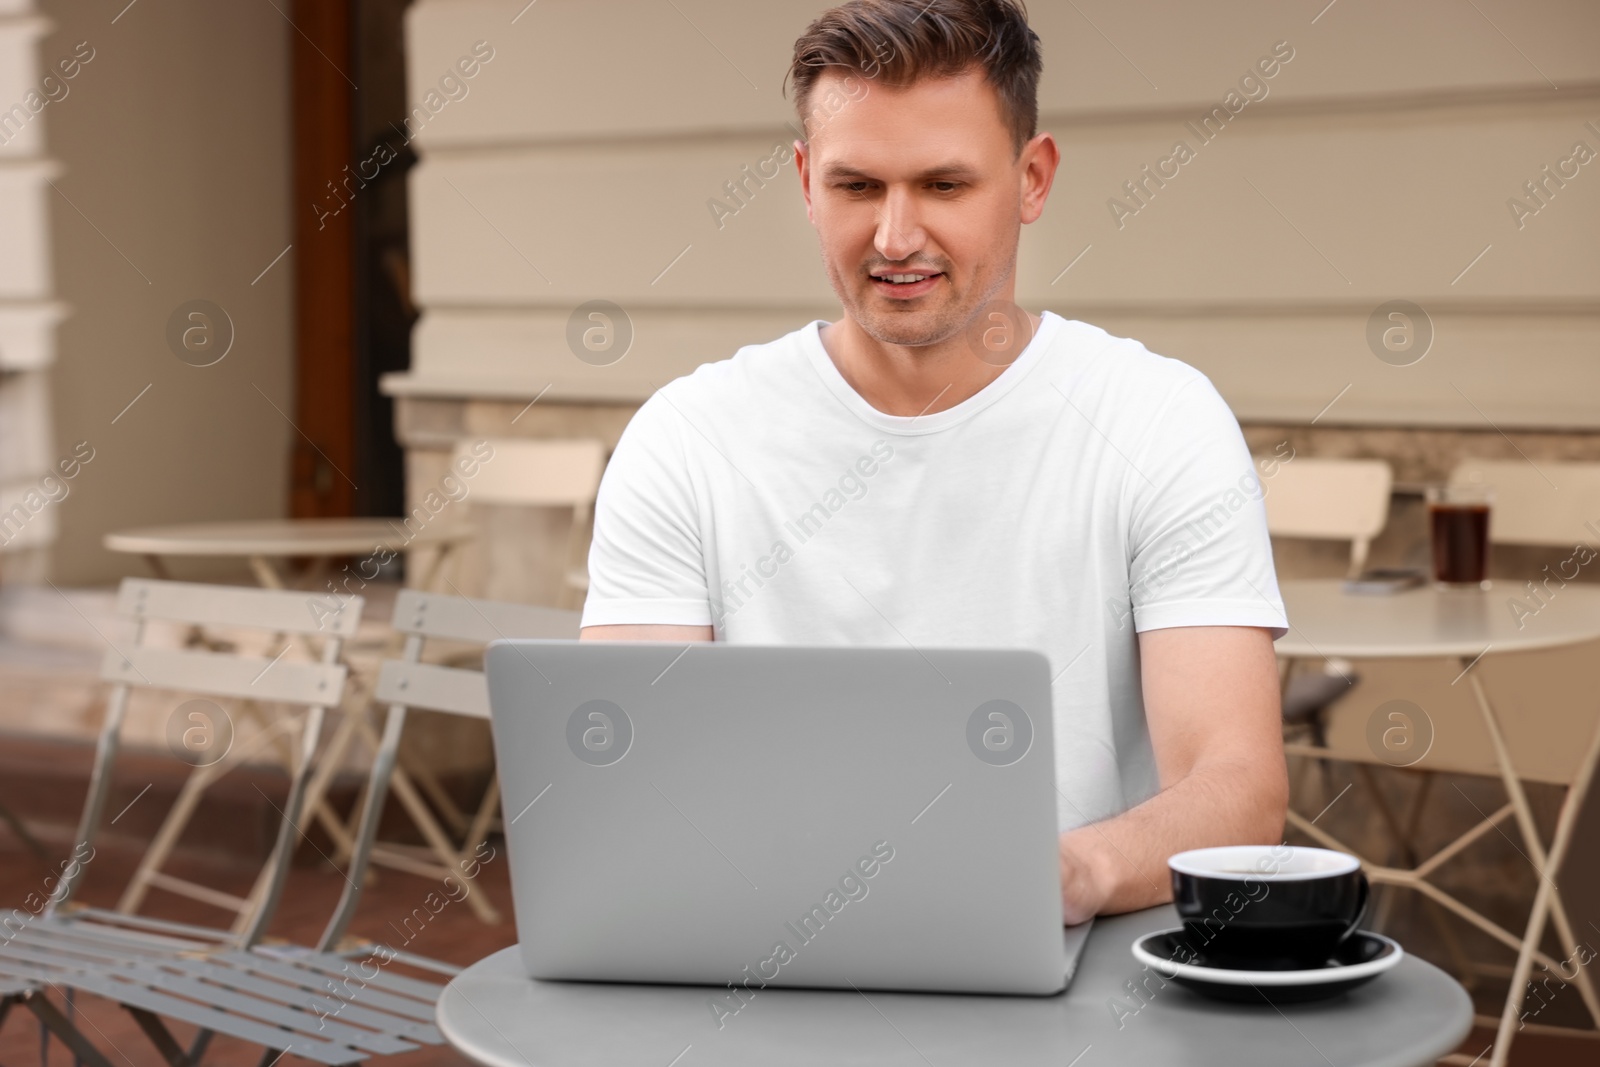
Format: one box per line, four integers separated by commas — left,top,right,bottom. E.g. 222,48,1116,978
232,703,360,940
1487,872,1548,1067
462,771,500,861
1530,866,1600,1028
67,987,80,1067
231,703,370,937
1394,772,1478,986
413,541,458,593
0,799,49,860
117,716,294,916
238,694,334,949
185,1028,215,1066
1462,659,1600,1031
1399,770,1433,849
1485,692,1600,1066
21,993,116,1067
237,698,299,779
298,708,368,865
1355,764,1419,868
383,767,500,924
232,701,343,939
117,755,228,915
253,1045,289,1067
318,705,408,951
360,750,502,924
1309,710,1336,800
50,682,135,916
402,756,471,836
125,1006,192,1067
334,783,374,873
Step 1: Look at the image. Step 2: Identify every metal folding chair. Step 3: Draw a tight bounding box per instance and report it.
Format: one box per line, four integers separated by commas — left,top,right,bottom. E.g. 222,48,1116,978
110,581,360,926
0,578,454,1065
319,588,580,930
1261,456,1394,581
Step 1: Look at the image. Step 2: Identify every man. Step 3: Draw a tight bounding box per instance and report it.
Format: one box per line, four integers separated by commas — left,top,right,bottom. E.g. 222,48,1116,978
580,0,1288,924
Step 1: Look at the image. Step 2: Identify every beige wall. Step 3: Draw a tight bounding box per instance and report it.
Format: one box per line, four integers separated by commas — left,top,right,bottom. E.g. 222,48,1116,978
34,0,294,584
398,0,1600,427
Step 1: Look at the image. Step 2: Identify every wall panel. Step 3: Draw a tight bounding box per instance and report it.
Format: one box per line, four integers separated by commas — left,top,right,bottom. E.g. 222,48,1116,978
396,0,1600,427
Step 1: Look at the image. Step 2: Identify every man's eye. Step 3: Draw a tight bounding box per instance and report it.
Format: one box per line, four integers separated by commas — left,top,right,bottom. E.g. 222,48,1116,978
838,182,872,194
930,181,962,192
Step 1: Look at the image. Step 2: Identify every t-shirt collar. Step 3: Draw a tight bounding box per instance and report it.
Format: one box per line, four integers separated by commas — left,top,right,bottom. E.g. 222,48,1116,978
801,310,1062,435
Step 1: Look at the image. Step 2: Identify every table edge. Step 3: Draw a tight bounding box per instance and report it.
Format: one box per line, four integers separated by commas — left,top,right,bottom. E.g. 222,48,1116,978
436,946,1476,1067
103,522,475,556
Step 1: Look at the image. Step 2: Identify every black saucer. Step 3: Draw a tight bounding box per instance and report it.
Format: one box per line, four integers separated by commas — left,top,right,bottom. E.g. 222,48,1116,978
1130,928,1403,1004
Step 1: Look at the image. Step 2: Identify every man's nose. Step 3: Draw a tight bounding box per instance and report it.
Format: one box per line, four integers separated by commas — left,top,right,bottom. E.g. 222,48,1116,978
874,188,927,263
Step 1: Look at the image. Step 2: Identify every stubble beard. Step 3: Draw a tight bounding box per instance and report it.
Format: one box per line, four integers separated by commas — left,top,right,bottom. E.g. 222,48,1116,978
827,251,1015,351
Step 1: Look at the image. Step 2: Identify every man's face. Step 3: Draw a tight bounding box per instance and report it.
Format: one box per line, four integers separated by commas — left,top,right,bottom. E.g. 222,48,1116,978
797,66,1046,349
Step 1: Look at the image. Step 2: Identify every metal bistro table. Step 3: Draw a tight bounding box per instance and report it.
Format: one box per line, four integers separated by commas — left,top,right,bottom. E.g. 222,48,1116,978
103,517,474,593
1276,578,1600,1066
436,906,1470,1067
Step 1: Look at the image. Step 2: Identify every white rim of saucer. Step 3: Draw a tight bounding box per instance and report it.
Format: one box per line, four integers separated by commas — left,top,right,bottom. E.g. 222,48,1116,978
1130,929,1404,987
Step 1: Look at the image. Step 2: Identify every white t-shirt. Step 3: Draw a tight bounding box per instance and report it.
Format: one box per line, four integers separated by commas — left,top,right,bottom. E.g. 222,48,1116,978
581,311,1287,830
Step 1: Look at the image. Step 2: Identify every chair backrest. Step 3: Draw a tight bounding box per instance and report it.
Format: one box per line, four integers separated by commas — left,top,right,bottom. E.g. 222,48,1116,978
1449,459,1600,547
456,438,606,508
100,578,357,702
374,589,580,719
56,578,361,949
1258,457,1394,577
319,589,578,949
455,438,607,600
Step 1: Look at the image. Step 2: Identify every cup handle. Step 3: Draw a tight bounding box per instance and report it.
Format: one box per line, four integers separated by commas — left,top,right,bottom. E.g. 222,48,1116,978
1341,871,1371,942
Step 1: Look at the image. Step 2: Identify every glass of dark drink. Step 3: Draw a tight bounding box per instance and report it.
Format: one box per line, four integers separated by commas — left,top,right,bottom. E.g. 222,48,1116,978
1426,484,1492,589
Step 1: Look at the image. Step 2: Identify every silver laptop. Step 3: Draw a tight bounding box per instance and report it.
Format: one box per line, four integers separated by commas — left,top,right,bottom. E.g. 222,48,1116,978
484,641,1092,995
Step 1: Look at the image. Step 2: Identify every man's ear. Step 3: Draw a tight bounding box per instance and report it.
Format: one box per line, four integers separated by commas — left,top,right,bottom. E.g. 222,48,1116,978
1019,131,1060,226
794,138,814,223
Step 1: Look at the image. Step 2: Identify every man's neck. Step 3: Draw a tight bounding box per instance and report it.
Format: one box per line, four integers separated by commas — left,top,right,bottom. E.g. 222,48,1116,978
818,310,1042,418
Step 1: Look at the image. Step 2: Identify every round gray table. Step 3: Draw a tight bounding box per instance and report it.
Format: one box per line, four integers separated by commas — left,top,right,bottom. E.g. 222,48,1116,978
1277,578,1600,659
436,906,1471,1067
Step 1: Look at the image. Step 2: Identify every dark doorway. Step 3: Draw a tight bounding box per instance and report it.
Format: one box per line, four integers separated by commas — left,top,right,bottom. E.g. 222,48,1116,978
289,0,414,521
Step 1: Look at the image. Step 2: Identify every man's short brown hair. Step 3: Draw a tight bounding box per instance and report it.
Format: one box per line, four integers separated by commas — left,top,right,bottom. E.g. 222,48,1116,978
786,0,1042,156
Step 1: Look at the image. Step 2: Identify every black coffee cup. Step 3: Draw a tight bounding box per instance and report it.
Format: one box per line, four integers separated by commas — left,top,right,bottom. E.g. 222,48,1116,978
1168,845,1369,971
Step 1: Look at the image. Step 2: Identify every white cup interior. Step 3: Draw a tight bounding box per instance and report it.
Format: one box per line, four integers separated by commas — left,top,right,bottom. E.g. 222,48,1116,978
1168,844,1360,881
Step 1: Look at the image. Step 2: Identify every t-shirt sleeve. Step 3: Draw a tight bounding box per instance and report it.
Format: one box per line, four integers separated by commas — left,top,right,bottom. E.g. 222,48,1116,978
580,392,715,629
1124,372,1288,639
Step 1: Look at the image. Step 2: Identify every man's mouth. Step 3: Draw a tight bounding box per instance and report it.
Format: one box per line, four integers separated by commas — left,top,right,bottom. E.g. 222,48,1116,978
869,271,944,297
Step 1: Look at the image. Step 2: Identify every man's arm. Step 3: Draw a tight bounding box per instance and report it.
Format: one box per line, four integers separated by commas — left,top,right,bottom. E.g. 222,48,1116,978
1058,625,1287,923
580,624,714,642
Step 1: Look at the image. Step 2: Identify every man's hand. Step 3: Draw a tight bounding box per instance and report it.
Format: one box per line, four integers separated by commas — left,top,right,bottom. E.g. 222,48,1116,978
1055,625,1287,920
